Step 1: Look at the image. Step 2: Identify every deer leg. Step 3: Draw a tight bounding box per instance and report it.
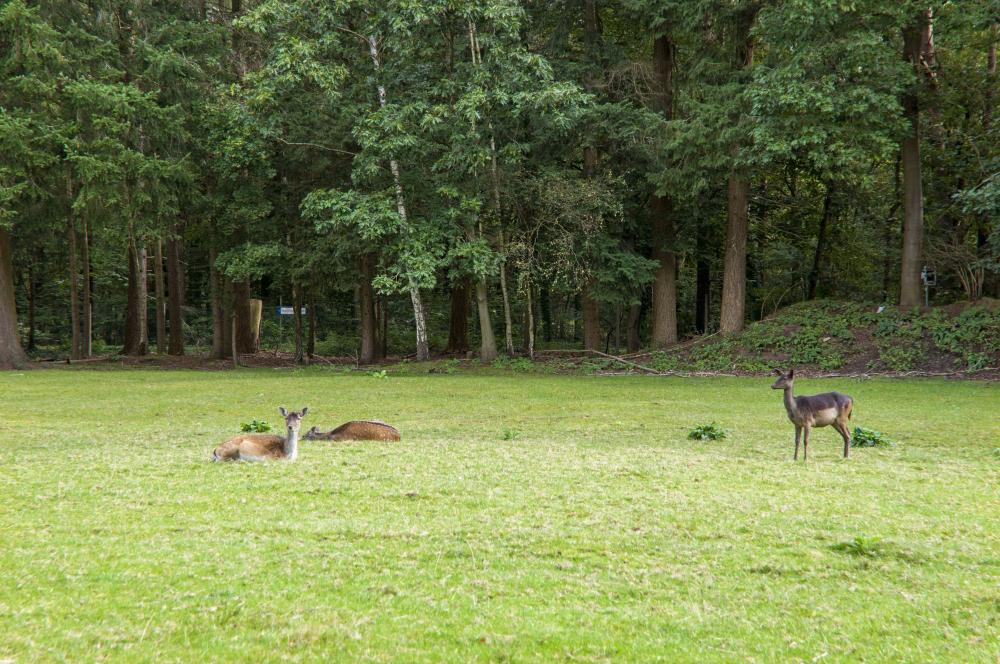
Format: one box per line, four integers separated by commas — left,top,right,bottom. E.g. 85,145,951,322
793,425,801,461
802,426,810,461
835,421,851,458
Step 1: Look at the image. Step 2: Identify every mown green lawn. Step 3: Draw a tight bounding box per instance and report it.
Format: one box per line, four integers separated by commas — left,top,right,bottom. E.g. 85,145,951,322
0,368,998,662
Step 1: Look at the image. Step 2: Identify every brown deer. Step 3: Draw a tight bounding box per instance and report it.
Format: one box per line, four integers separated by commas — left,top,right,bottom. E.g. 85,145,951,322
212,407,308,462
771,369,853,460
303,420,401,442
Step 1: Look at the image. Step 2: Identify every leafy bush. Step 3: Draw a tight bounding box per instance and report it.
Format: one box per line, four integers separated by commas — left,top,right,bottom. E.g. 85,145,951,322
964,352,992,372
240,419,272,433
369,370,388,379
688,423,727,441
851,427,895,448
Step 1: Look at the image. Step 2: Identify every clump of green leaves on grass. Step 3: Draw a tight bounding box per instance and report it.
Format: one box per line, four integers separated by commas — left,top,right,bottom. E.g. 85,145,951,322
500,427,521,441
832,535,883,558
851,427,895,448
688,422,727,441
240,419,271,433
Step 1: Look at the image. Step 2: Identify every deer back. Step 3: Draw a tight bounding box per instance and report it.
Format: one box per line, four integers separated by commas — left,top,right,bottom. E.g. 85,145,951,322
329,420,401,442
213,433,286,460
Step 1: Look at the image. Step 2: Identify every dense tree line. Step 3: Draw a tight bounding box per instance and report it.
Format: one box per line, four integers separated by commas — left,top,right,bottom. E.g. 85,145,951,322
0,0,997,368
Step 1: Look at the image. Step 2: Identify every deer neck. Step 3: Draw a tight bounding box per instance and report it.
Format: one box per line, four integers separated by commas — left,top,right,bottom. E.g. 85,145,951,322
783,386,798,419
284,428,299,460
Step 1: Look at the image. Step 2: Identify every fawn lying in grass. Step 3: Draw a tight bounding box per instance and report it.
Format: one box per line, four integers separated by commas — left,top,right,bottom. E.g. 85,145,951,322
771,369,853,460
213,407,307,462
303,420,401,442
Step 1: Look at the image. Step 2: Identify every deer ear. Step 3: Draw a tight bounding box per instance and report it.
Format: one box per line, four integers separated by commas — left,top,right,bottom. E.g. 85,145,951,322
278,406,288,417
773,369,783,376
301,407,309,416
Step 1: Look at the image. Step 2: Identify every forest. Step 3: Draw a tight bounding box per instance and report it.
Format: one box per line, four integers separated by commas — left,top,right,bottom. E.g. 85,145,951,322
1,0,998,369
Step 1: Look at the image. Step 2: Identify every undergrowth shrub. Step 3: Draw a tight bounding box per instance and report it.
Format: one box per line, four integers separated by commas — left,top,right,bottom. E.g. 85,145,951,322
492,356,536,372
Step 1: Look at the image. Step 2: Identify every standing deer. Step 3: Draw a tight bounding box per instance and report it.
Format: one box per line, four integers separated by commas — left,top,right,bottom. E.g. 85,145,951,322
212,407,308,462
771,369,853,460
303,420,401,442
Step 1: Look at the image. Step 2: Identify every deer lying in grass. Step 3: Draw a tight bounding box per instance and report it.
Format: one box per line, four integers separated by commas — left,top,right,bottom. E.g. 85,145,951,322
771,369,853,460
212,407,308,462
303,420,401,442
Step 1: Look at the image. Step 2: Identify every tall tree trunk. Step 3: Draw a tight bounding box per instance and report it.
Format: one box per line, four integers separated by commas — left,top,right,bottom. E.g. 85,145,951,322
66,177,82,360
230,312,239,368
27,262,36,352
650,194,678,346
231,280,255,354
581,285,601,351
626,303,642,352
446,278,470,354
465,24,500,362
720,175,751,334
210,247,228,359
982,25,998,298
166,236,184,355
368,35,429,361
154,239,166,354
807,185,834,300
499,250,514,355
695,223,711,334
140,246,148,349
899,9,934,307
80,217,92,356
541,284,552,342
525,282,535,358
579,0,604,351
883,157,902,301
474,277,498,360
122,235,148,356
719,8,758,335
378,295,388,360
650,33,678,347
475,280,498,361
359,253,378,364
0,227,27,368
292,282,304,364
307,291,316,359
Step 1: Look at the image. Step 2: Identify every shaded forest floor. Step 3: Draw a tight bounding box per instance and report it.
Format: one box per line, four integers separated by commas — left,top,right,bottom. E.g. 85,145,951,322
1,372,998,661
37,299,1000,380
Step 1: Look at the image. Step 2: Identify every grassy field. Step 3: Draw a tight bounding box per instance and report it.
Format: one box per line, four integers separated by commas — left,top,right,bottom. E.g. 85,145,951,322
0,368,998,662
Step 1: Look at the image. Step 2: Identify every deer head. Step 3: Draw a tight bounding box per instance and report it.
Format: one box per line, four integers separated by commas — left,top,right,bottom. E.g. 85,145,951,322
278,407,308,434
771,368,794,390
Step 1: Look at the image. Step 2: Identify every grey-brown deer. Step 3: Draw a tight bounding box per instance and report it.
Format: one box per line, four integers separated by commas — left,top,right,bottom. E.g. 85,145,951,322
212,407,308,462
771,369,853,460
303,420,401,442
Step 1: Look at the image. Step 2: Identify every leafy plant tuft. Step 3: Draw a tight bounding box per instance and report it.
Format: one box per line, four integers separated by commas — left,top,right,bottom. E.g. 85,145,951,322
240,419,271,433
688,422,727,441
851,427,895,448
500,428,520,441
832,536,883,558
